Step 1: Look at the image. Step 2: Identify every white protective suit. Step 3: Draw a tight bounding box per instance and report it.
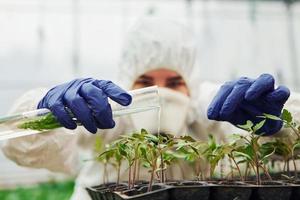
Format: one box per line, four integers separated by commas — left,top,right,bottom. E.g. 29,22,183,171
3,19,300,200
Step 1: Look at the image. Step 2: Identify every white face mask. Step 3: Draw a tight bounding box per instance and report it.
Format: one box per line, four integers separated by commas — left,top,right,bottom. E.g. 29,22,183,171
130,87,191,136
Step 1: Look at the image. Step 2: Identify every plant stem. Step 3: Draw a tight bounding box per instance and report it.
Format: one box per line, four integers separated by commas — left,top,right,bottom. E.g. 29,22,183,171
137,160,140,182
244,163,249,181
103,163,107,184
210,166,213,181
196,159,203,181
242,136,252,145
287,123,300,139
287,159,291,176
229,158,234,180
148,165,155,192
209,166,213,181
128,165,132,189
249,162,256,176
261,165,272,181
292,153,298,180
117,163,121,186
230,153,243,181
156,171,160,180
220,159,224,180
283,160,287,173
252,134,261,185
255,162,261,185
248,153,260,185
160,152,165,183
132,159,137,186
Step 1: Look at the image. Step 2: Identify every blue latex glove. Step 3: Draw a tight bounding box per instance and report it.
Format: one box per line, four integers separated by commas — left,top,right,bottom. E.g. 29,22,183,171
207,74,290,135
38,78,132,134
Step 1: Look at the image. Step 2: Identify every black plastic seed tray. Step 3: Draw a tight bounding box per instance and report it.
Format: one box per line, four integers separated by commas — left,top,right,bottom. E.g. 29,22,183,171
86,180,299,200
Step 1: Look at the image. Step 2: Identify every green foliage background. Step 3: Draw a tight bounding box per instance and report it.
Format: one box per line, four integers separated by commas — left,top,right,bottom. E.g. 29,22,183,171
0,181,74,200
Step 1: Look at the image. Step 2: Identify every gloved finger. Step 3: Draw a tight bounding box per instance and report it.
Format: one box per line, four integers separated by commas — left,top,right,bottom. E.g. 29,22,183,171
93,80,132,106
48,101,77,130
207,81,235,120
239,103,263,119
245,73,274,101
64,93,98,134
220,78,252,119
80,83,115,129
94,103,115,129
262,120,283,136
265,85,290,103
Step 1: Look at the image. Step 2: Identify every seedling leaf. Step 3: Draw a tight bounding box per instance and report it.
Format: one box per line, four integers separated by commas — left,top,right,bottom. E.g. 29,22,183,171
253,120,266,133
237,120,253,132
281,109,293,123
263,113,282,121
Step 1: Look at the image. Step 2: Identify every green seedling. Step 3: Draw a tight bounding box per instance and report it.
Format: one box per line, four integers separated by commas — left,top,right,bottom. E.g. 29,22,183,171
97,129,178,192
203,135,225,180
203,135,218,180
139,131,175,191
262,140,295,177
18,113,61,131
116,138,135,188
94,136,109,184
224,135,245,181
98,141,124,185
92,108,300,191
97,144,115,184
292,141,300,179
205,135,238,180
262,109,300,180
121,129,150,188
139,136,160,191
234,120,276,185
175,136,208,180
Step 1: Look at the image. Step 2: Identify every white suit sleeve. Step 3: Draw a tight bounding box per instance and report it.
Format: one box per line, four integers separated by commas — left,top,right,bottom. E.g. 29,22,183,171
1,88,81,175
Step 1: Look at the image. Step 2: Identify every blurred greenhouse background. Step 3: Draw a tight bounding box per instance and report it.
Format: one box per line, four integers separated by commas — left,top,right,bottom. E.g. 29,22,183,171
0,0,300,195
1,0,300,116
